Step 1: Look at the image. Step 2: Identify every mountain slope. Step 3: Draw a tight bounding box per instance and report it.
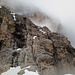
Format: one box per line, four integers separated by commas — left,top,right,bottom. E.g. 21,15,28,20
0,6,75,75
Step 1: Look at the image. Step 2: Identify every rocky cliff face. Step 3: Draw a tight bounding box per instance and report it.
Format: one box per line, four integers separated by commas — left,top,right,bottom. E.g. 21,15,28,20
0,6,75,75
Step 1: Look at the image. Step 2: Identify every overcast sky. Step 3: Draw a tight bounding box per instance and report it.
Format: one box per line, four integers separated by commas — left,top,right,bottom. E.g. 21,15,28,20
0,0,75,47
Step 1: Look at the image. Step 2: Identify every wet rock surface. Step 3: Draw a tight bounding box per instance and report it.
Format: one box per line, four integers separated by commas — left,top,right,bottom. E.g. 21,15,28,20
0,6,75,75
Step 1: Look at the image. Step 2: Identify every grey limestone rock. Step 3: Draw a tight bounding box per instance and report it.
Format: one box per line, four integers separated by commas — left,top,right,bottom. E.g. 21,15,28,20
0,6,75,75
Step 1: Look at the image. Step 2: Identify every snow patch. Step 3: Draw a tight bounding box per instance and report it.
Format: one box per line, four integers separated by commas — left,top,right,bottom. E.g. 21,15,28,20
26,66,31,69
16,48,22,51
11,13,16,21
33,36,37,39
39,29,46,34
64,74,74,75
1,66,39,75
23,70,39,75
0,6,2,8
1,66,21,75
12,48,22,52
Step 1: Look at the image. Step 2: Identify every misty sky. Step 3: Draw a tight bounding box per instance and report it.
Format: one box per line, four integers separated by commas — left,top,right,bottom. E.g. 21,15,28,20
0,0,75,47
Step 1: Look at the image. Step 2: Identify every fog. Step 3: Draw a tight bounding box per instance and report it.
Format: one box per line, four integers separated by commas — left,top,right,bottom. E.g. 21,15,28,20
0,0,75,47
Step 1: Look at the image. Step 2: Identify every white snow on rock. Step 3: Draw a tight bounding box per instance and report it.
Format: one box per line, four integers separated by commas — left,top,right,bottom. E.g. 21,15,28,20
11,13,16,21
0,6,2,8
64,74,74,75
12,48,22,52
39,29,46,34
23,70,39,75
16,48,22,51
33,36,37,39
26,66,31,69
1,66,21,75
1,66,39,75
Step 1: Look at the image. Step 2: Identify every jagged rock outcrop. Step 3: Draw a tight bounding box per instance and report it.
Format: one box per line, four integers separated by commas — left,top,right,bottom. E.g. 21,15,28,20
0,6,75,75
